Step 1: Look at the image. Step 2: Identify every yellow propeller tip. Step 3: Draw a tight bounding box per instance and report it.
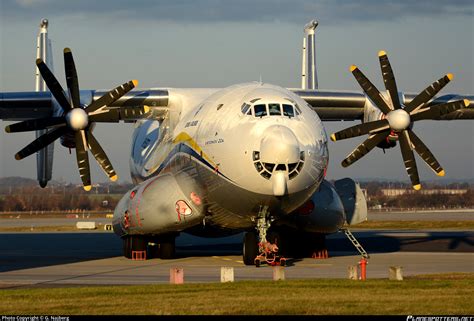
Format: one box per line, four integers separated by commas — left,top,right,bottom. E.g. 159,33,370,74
83,185,92,191
14,154,21,160
463,99,470,107
63,47,71,53
35,58,42,65
413,184,422,191
350,65,357,72
378,50,387,57
110,175,118,182
330,134,337,142
447,73,454,81
132,79,139,87
143,105,151,114
5,126,11,133
437,170,445,177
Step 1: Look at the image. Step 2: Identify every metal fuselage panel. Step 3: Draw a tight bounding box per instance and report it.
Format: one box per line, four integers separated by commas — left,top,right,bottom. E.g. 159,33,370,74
128,83,328,231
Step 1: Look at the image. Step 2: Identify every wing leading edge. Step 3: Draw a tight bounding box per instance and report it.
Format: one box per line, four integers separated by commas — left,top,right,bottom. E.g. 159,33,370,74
291,89,474,121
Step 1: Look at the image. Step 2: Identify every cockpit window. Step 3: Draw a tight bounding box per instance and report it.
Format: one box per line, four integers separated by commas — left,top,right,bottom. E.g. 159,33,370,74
282,104,295,117
268,103,282,116
241,103,251,114
294,104,302,115
254,104,267,117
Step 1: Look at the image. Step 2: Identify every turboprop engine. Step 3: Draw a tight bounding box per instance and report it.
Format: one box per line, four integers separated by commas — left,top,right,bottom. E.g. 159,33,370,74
279,178,367,234
113,172,206,237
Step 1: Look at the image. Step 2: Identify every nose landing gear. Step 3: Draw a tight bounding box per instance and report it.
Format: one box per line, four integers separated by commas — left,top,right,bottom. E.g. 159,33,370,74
244,205,287,267
254,241,286,267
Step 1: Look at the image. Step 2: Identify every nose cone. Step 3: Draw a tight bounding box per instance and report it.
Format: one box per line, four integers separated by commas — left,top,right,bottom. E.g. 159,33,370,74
260,125,300,164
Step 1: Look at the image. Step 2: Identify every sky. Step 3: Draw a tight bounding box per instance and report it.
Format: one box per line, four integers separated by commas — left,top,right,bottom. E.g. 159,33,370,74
0,0,473,184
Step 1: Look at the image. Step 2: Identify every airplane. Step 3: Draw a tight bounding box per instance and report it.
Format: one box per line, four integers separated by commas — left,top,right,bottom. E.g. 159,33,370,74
1,19,473,266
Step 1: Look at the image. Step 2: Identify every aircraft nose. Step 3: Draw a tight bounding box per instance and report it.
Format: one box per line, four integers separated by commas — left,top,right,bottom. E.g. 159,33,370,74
257,125,301,196
260,125,300,164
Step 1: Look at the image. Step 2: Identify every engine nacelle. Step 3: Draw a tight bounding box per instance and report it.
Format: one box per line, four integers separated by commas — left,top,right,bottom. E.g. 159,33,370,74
280,178,368,234
113,172,205,237
281,180,346,234
334,178,368,225
363,93,398,150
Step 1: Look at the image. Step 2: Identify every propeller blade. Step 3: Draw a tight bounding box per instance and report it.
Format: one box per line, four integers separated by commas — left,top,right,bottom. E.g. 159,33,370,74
378,51,401,110
351,65,392,115
407,129,444,176
5,117,66,133
86,80,138,114
404,74,453,113
86,131,117,181
330,119,389,142
341,130,390,167
74,130,91,191
14,126,68,160
64,48,81,109
398,130,421,190
410,99,469,121
36,58,71,112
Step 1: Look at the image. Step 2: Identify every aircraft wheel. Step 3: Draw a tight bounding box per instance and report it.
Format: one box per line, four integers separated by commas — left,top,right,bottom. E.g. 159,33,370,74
122,236,132,259
148,243,160,259
159,237,176,259
243,232,258,266
131,236,147,252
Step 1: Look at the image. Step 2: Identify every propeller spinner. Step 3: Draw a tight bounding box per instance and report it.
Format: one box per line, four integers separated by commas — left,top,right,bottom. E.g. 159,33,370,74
330,51,470,190
5,48,143,191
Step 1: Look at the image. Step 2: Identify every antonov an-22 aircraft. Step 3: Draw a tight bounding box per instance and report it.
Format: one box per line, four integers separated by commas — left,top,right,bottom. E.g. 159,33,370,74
1,19,473,265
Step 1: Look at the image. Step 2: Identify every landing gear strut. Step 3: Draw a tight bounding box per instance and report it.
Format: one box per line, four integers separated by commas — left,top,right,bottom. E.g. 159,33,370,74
249,206,286,267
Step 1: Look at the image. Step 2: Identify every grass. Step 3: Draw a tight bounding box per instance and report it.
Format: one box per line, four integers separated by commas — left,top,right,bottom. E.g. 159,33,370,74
352,220,474,230
0,274,473,315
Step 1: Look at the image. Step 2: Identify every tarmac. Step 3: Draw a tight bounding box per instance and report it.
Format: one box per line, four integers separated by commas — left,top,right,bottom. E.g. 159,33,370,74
0,228,472,288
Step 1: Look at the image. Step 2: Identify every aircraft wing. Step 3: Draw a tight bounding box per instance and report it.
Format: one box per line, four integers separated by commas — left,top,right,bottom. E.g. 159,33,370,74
292,89,474,121
2,88,473,122
0,89,169,121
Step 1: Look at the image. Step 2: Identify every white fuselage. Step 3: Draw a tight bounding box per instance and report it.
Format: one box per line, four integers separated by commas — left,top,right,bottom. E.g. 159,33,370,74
128,82,329,230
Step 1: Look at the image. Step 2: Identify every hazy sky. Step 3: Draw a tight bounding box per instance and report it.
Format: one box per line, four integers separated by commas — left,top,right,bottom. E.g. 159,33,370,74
0,0,473,184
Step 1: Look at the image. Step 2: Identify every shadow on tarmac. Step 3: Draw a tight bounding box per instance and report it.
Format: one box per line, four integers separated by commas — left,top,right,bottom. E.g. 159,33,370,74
0,231,472,273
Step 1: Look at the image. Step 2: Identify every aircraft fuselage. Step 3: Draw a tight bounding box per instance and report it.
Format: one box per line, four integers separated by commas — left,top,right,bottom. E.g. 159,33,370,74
117,82,329,234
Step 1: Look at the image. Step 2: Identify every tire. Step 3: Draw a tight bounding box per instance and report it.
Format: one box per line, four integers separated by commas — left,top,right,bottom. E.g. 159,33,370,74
243,232,258,266
159,237,176,259
123,236,132,259
131,236,147,252
148,243,160,259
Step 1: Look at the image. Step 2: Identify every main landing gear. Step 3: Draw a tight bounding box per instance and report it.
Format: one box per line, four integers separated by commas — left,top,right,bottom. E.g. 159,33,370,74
243,206,287,267
122,234,176,260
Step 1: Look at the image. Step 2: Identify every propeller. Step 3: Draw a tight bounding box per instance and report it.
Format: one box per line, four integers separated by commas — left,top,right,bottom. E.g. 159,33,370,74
5,48,147,191
330,50,470,190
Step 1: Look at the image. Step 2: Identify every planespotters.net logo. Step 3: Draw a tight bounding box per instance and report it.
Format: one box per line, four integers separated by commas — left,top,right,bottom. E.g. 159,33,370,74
407,317,474,321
